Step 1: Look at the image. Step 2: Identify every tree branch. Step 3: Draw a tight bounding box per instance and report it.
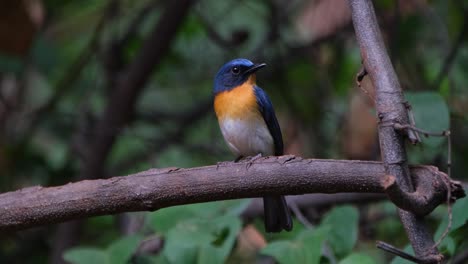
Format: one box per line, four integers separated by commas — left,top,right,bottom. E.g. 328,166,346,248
348,0,448,262
0,156,463,233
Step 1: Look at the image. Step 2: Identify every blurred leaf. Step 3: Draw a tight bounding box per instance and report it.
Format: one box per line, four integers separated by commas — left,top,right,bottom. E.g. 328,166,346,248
405,91,449,147
434,192,468,255
439,236,456,256
333,47,361,96
0,53,23,73
63,248,108,264
107,235,142,264
84,215,118,247
148,200,249,235
435,195,468,234
31,36,59,74
148,205,197,235
321,205,359,257
162,215,242,264
64,235,142,264
339,253,376,264
145,254,171,264
261,226,328,264
405,91,450,164
375,217,405,245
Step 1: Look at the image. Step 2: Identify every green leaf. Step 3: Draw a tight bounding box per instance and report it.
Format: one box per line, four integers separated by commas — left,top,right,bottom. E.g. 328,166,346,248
162,215,242,264
321,205,359,257
261,241,295,264
148,200,250,235
339,253,376,264
148,205,196,235
197,244,223,264
261,227,328,264
434,192,468,255
132,254,170,264
63,235,142,264
107,235,142,264
0,53,23,73
148,254,171,264
405,92,449,148
435,195,468,236
63,248,108,264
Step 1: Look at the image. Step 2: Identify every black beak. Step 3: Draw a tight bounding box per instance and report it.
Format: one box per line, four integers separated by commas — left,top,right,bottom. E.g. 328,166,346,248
244,63,266,75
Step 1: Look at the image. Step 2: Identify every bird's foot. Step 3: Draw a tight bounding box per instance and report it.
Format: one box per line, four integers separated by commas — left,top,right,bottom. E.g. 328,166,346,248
244,153,262,162
243,153,263,170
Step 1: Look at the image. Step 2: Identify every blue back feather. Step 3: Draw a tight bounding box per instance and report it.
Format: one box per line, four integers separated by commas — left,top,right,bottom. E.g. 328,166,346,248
254,86,284,155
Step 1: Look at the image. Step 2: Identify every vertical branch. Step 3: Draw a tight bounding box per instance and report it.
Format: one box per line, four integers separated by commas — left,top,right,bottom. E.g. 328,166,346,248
348,0,442,263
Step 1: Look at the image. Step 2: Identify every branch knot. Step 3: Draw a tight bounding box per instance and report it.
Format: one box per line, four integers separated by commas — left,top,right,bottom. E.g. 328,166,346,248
382,167,465,216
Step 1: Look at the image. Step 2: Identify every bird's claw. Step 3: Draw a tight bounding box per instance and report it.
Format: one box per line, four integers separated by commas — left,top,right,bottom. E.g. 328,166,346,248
244,153,263,170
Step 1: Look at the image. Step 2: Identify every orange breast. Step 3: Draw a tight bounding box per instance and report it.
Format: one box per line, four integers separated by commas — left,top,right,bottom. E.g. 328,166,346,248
214,79,259,120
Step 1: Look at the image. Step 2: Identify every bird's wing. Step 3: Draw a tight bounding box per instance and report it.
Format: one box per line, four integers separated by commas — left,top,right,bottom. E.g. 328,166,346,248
254,86,284,155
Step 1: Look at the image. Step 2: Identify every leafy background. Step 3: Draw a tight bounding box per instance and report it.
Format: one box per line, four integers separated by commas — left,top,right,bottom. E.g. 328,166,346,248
0,0,467,263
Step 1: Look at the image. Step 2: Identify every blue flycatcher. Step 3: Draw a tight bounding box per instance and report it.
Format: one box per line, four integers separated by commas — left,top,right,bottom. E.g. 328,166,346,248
213,58,292,232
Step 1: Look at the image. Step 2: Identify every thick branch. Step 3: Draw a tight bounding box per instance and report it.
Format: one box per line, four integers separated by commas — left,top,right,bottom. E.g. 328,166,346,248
0,156,462,233
348,0,443,262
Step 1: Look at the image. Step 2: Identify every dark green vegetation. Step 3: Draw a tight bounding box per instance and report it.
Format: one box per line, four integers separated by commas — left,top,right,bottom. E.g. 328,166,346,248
0,0,467,263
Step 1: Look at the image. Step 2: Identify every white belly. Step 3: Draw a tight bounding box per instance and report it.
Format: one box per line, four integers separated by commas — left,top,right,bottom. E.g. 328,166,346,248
219,118,274,156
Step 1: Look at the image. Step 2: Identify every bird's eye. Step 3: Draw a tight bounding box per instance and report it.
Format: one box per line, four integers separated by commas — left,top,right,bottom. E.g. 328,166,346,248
231,67,240,75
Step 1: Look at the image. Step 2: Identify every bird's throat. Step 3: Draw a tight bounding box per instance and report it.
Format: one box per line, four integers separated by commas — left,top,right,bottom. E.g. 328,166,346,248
214,79,258,120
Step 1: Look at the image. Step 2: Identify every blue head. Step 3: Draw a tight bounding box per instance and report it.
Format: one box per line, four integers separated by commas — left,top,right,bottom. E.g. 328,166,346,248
213,58,266,95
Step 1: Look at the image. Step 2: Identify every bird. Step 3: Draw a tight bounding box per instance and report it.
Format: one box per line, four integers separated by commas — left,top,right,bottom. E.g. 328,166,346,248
213,58,293,232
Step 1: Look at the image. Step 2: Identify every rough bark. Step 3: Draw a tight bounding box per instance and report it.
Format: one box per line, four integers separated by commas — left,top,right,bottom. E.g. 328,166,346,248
0,156,462,233
348,0,448,262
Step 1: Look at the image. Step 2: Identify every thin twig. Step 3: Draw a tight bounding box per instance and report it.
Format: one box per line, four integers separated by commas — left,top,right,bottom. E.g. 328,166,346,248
392,123,450,138
403,101,422,144
355,65,375,102
322,243,338,264
447,131,452,181
356,65,367,85
429,132,453,251
288,200,313,228
430,176,452,252
376,241,421,263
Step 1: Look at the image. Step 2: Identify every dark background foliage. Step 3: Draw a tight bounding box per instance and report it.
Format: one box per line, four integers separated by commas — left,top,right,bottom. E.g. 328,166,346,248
0,0,467,263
